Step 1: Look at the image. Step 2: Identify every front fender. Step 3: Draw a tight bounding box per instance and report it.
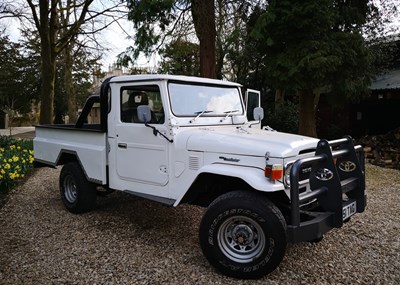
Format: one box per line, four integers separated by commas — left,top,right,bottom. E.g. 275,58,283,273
197,163,284,192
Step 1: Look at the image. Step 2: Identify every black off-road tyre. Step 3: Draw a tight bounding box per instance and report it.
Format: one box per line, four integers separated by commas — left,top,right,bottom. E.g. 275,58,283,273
59,162,97,214
199,190,287,279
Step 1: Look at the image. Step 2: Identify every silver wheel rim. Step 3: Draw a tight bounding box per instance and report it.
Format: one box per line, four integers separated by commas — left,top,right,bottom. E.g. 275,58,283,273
217,215,266,263
63,174,78,203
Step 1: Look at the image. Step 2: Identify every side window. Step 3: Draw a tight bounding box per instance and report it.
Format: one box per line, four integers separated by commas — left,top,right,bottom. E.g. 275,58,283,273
120,85,165,124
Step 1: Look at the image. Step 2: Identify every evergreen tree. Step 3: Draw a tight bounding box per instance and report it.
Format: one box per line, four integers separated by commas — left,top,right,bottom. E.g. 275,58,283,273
0,32,40,118
253,0,374,137
158,39,200,76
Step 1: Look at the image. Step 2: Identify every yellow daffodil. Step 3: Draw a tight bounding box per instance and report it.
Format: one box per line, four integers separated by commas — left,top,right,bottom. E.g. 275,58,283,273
1,138,34,190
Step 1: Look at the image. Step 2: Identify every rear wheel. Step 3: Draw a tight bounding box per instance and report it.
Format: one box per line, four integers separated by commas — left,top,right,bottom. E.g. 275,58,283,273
60,162,96,213
199,191,287,279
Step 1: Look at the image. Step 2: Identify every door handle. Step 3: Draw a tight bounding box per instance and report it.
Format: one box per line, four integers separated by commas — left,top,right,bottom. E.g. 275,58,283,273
118,143,127,149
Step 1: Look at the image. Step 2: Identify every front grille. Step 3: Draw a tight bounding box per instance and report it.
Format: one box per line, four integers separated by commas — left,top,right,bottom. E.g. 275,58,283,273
299,166,312,181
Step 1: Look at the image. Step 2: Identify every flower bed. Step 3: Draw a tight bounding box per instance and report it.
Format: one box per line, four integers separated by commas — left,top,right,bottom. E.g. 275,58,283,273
0,136,34,192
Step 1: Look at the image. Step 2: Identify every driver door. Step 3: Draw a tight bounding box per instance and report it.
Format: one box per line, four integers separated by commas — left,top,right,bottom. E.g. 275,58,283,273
115,84,168,187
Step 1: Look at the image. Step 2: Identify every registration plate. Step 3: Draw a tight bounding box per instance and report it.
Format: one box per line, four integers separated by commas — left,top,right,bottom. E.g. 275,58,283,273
343,201,357,220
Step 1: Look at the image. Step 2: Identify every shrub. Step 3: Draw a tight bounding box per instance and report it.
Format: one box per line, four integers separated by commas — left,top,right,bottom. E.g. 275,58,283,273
0,136,34,192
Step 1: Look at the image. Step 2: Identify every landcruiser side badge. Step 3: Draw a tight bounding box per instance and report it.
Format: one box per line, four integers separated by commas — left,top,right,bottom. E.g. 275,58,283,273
315,168,334,181
338,161,357,172
219,156,240,162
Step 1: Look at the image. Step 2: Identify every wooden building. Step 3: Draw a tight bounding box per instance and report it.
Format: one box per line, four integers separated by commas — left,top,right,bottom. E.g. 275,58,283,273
317,69,400,138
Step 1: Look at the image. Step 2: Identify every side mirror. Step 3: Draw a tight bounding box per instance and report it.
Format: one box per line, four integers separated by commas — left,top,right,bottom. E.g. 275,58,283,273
137,105,174,143
137,105,152,123
253,107,264,121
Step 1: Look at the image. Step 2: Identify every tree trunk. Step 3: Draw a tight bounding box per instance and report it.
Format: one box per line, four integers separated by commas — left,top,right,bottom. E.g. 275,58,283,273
64,42,77,123
191,0,216,79
275,89,285,106
298,89,319,137
215,0,224,80
39,33,56,124
215,30,224,80
37,0,57,124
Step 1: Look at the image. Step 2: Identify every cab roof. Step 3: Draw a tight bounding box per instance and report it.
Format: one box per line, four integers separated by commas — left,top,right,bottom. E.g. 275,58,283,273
109,74,242,87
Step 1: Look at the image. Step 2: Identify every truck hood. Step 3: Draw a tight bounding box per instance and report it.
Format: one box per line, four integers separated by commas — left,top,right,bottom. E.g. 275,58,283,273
186,127,319,158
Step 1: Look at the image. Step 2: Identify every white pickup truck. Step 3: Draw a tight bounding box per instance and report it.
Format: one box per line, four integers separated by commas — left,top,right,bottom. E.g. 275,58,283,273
34,74,366,279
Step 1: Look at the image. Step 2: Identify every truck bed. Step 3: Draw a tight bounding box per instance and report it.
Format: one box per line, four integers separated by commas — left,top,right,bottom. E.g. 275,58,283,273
34,125,107,184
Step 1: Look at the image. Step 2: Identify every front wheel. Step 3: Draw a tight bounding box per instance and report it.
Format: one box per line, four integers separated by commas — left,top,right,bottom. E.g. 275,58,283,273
199,191,287,279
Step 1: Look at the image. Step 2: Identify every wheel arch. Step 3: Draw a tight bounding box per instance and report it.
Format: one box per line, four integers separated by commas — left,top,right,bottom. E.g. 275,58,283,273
179,164,288,208
57,150,80,166
179,172,252,207
57,150,103,185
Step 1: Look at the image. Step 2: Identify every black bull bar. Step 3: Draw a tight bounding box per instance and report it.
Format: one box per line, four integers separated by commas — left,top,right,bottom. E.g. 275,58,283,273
287,136,366,243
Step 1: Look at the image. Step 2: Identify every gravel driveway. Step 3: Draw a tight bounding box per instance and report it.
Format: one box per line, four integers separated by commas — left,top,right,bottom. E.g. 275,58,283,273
0,164,399,285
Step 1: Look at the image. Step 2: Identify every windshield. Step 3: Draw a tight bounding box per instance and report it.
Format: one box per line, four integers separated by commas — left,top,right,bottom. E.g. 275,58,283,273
168,82,244,117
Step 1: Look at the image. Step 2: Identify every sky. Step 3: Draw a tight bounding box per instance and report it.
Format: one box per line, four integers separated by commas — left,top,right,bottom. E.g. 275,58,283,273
0,2,155,72
95,18,136,69
99,19,159,72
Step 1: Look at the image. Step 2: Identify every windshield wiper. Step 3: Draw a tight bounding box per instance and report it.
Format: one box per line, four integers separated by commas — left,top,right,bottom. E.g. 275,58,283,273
190,110,213,123
220,110,240,122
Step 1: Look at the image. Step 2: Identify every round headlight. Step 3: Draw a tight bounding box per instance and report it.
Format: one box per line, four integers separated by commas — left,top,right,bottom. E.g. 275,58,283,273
284,163,292,188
